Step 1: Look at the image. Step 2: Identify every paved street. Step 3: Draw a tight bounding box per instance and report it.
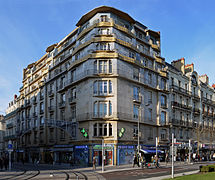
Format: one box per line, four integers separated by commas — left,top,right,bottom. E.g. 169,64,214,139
0,161,213,180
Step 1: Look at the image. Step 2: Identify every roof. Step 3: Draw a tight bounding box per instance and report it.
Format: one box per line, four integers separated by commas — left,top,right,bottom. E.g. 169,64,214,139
76,6,135,26
146,29,160,38
165,62,180,72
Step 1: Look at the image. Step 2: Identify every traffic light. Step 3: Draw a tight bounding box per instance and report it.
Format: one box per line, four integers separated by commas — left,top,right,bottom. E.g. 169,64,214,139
119,128,125,138
80,128,88,138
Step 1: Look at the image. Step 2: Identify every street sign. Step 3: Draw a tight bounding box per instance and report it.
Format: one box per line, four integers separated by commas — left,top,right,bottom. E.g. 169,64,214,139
8,144,13,149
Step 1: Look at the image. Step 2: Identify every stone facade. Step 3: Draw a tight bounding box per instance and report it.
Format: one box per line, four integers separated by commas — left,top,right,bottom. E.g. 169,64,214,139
3,6,215,165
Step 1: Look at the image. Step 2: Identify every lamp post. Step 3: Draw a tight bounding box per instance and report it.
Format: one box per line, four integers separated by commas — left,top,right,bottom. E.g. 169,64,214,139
171,133,174,179
102,139,104,173
138,108,140,156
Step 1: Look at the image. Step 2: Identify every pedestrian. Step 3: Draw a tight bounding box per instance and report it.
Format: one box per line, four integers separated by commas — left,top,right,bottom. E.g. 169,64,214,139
0,157,3,170
93,156,96,170
133,154,138,167
165,153,169,166
4,157,8,170
140,155,146,169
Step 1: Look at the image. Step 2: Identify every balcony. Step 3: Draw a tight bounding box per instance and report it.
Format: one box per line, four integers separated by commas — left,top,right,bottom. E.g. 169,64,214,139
170,85,191,96
6,123,13,129
24,100,31,107
193,108,200,115
171,101,192,111
48,90,54,97
40,95,44,101
32,97,37,104
202,97,213,104
48,106,55,112
192,94,200,100
161,103,167,109
59,101,66,108
69,97,76,104
58,82,66,91
33,112,37,118
133,95,141,103
3,135,16,141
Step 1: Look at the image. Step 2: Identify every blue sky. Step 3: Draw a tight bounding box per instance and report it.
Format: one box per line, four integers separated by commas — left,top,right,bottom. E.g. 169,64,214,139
0,0,215,114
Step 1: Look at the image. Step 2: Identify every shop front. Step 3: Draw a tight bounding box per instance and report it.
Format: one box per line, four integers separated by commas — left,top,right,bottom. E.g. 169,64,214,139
93,144,114,166
52,145,74,165
74,145,89,167
117,145,134,165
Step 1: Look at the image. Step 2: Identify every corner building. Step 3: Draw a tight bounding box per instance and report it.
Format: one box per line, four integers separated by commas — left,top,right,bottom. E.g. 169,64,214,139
9,6,169,166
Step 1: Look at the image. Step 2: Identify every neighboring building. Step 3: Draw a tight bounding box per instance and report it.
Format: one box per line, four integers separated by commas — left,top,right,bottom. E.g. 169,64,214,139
167,58,215,159
0,115,5,155
3,6,215,166
4,95,18,159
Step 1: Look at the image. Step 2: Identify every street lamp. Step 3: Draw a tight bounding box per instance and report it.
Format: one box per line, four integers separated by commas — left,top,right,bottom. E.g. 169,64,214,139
138,108,140,156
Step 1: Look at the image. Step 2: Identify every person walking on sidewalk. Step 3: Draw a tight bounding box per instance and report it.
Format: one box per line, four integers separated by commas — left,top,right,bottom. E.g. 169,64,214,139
93,157,96,170
133,154,139,167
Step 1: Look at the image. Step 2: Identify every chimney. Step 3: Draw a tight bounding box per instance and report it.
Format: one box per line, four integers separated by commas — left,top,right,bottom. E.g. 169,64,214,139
14,94,17,100
199,74,209,85
212,84,215,89
171,58,185,74
185,63,194,73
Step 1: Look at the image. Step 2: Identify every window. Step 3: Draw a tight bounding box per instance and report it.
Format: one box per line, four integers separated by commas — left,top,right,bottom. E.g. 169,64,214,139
93,101,112,117
60,110,65,121
133,67,139,80
178,80,181,88
99,60,107,73
129,51,135,59
60,129,65,139
161,129,167,140
61,93,66,104
179,129,183,139
109,101,112,115
49,129,54,141
133,104,139,119
94,60,112,74
100,15,108,22
96,43,110,50
98,28,110,35
40,116,44,125
161,95,167,107
148,73,152,84
99,102,107,117
148,91,152,104
93,80,113,95
171,77,174,86
70,69,76,83
160,79,166,90
148,127,153,139
148,108,152,121
94,124,97,136
71,88,76,100
40,103,44,113
133,126,138,137
133,86,140,101
160,111,166,124
71,105,76,120
109,81,112,93
99,81,107,94
109,123,112,136
50,98,54,106
93,123,112,137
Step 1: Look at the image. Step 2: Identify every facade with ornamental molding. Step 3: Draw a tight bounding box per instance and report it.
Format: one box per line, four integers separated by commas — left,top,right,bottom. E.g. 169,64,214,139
3,6,215,166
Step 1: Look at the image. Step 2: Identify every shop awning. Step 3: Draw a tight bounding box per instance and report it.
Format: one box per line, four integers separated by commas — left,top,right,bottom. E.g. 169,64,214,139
140,149,164,154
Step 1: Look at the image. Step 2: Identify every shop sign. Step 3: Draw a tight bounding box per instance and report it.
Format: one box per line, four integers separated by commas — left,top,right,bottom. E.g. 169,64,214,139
118,145,134,149
51,148,73,152
75,145,88,149
93,145,113,150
